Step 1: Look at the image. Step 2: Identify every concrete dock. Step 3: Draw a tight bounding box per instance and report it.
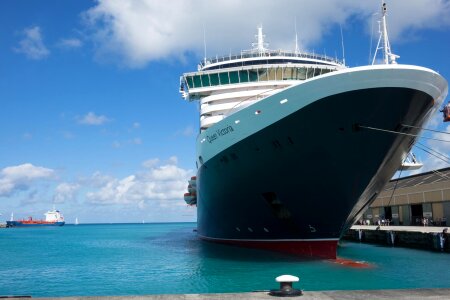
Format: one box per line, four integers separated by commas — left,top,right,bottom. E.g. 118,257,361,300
9,289,450,300
346,225,449,251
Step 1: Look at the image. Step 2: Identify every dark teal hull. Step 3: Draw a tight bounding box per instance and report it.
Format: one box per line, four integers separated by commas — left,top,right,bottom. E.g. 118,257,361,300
196,87,434,258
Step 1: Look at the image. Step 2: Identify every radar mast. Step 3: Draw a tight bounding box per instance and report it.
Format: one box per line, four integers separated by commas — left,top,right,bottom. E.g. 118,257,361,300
372,0,399,65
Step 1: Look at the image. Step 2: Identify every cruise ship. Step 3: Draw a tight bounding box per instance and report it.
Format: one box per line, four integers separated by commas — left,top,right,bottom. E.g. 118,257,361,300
179,3,448,258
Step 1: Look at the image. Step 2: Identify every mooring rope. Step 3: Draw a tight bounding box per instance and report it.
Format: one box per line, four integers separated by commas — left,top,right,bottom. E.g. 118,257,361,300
358,125,450,143
414,144,450,165
401,124,450,136
417,142,450,162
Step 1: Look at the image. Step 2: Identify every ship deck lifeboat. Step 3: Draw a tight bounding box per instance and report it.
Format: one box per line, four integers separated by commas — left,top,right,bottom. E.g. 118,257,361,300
184,192,197,206
399,152,423,171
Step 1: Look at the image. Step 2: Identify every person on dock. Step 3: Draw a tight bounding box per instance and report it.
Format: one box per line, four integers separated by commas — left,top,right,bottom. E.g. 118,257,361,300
439,228,448,251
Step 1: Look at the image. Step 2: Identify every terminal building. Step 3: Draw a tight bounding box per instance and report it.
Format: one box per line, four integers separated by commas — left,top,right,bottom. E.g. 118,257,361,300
363,167,450,226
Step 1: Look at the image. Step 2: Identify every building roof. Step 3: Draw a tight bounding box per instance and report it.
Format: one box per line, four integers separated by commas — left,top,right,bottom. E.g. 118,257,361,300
384,167,450,191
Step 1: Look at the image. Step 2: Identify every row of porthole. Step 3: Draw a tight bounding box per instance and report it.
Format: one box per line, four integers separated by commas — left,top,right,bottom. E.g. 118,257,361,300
236,227,270,233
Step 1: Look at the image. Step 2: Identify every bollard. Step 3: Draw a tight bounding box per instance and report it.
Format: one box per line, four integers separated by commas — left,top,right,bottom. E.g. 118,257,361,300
269,274,302,297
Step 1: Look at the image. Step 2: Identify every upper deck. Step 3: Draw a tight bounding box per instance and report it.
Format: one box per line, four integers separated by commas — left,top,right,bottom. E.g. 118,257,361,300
199,49,343,72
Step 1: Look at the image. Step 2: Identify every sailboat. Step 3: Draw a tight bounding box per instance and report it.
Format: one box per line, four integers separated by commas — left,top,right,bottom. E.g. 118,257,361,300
75,217,79,225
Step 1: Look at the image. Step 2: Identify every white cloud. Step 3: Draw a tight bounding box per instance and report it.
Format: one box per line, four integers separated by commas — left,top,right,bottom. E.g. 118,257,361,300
0,163,55,196
167,156,178,165
58,38,83,48
78,112,110,125
85,157,192,206
142,158,159,168
53,182,80,203
82,0,450,68
14,26,50,60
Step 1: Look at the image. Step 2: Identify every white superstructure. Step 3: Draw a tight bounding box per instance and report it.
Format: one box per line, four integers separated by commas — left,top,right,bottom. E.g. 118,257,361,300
44,209,64,223
180,26,346,131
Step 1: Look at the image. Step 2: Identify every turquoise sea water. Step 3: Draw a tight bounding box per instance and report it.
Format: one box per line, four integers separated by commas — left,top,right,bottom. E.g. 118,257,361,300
1,223,450,297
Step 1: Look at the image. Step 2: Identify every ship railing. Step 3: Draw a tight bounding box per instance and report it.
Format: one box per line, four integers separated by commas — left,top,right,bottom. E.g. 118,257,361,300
200,50,342,68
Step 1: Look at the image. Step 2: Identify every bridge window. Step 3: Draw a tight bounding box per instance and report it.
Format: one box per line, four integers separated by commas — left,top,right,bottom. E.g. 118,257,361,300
186,76,194,88
201,74,210,87
210,73,219,86
229,71,239,84
193,75,202,88
258,69,268,81
185,66,334,89
249,70,258,82
284,68,293,80
314,68,322,77
297,67,306,80
239,70,249,83
268,68,276,81
276,67,283,80
219,72,229,84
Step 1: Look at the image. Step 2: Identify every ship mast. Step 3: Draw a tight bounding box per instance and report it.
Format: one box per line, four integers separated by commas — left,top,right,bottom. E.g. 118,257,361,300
372,0,399,65
252,25,268,56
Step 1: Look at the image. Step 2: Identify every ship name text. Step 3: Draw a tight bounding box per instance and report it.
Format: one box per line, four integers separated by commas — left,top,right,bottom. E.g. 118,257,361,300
206,125,234,143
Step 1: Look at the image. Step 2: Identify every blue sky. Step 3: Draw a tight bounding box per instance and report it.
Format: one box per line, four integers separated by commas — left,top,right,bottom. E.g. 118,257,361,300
0,0,449,223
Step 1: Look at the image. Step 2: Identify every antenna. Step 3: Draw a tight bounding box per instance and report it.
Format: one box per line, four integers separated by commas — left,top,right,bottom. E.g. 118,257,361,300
203,26,207,65
252,25,268,55
294,17,300,54
339,24,346,66
372,0,399,65
369,13,375,64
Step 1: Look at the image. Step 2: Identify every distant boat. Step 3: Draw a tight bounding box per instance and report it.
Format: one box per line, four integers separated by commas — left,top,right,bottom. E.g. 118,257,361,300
75,217,79,225
6,209,65,227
